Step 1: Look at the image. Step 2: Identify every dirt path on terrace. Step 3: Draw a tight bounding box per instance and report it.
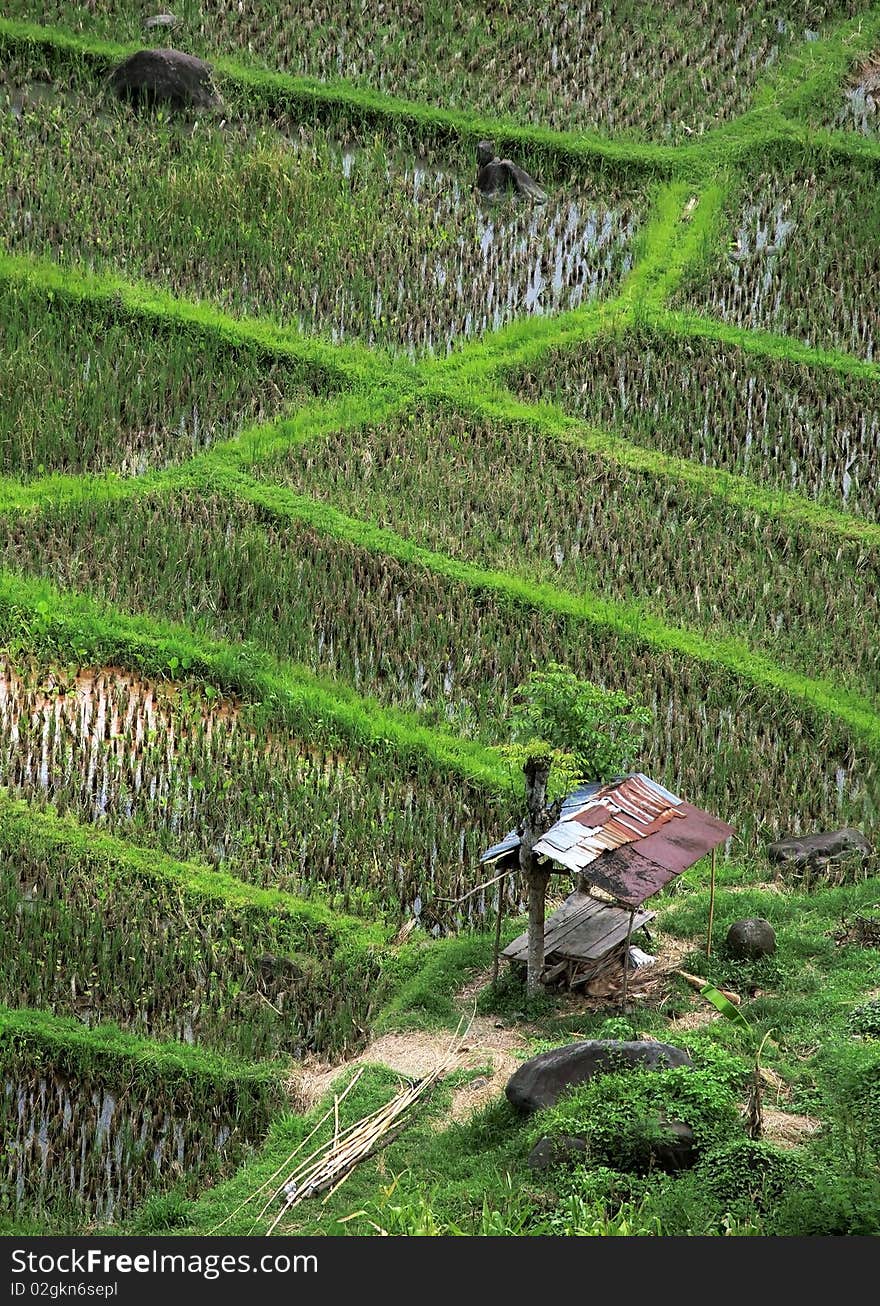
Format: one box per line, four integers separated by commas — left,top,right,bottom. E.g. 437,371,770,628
292,930,818,1137
295,997,531,1122
293,929,694,1122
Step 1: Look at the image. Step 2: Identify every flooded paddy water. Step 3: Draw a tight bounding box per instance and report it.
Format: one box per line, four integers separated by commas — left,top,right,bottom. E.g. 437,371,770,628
511,329,880,520
675,169,880,361
831,54,880,133
0,66,643,353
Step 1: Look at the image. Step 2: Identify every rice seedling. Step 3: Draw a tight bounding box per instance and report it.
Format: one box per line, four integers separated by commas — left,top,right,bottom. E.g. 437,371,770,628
0,278,320,478
2,2,866,139
251,399,880,702
829,52,880,133
675,166,880,361
510,328,880,520
0,794,383,1060
0,494,875,847
0,1009,278,1223
0,656,502,923
0,69,641,355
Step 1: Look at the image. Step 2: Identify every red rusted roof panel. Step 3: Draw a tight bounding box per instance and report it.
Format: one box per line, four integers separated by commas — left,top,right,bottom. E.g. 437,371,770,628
582,802,735,906
638,802,734,872
583,845,680,906
572,803,614,829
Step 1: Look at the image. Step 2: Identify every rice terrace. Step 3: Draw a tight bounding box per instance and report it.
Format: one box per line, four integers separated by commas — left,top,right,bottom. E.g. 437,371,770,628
1,1,880,1241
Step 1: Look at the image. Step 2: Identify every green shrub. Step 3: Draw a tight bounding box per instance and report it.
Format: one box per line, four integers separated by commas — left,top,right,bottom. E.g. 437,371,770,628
532,1064,742,1173
674,1034,751,1092
813,1040,880,1171
594,1017,638,1041
770,1171,880,1236
695,1139,814,1213
130,1192,193,1233
846,1000,880,1039
556,1165,657,1213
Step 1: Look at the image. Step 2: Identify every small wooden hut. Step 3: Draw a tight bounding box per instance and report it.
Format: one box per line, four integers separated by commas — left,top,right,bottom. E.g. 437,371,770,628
481,773,734,993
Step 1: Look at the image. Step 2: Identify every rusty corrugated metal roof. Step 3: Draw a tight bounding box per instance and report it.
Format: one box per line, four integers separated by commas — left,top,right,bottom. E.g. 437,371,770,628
581,802,735,906
480,781,603,867
532,774,685,872
481,773,734,906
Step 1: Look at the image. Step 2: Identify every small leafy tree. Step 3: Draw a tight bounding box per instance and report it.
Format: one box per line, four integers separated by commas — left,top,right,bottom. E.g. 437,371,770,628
503,664,650,995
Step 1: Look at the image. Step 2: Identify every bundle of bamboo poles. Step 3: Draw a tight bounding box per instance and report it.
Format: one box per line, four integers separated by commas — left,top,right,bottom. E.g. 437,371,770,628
209,1015,472,1236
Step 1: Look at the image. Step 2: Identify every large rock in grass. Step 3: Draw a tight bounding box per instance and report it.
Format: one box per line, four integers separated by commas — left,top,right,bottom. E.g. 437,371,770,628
476,140,547,202
144,13,179,29
110,49,220,110
528,1119,695,1174
648,1119,696,1172
506,1040,692,1114
527,1134,588,1172
726,918,776,961
767,828,872,870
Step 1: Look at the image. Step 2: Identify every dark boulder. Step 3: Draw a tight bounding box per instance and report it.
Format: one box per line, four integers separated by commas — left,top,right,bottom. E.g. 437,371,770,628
528,1119,695,1174
256,952,302,978
110,49,220,110
506,1040,692,1114
648,1119,696,1172
726,918,777,960
767,828,871,870
476,140,547,202
527,1134,588,1172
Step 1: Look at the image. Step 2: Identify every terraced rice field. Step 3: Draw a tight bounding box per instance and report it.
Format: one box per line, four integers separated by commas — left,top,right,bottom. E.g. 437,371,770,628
0,493,874,848
0,790,382,1059
0,1011,278,1222
0,277,319,476
1,2,878,1237
674,166,880,360
831,52,880,131
0,655,498,913
248,400,880,701
1,65,643,354
3,1,869,139
511,329,880,519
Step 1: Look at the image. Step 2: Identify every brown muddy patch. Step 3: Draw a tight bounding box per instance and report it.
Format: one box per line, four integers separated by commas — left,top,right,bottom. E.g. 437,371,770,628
669,1008,720,1032
852,55,880,95
834,54,880,133
294,1017,529,1119
0,656,343,812
761,1107,820,1149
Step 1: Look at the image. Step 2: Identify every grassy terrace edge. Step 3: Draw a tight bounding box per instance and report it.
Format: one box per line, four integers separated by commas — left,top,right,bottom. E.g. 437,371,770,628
0,251,406,389
2,1,880,1239
4,16,880,183
218,470,880,752
2,488,878,769
0,569,515,795
0,789,389,954
0,1005,281,1105
5,197,880,548
764,6,880,125
429,381,880,548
